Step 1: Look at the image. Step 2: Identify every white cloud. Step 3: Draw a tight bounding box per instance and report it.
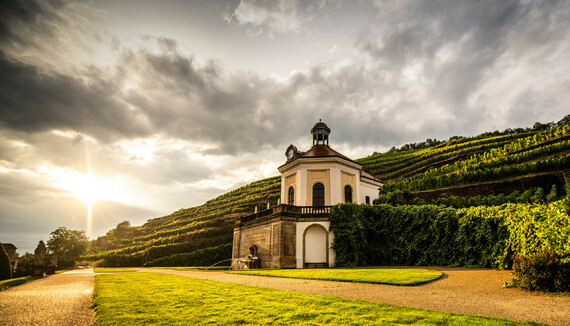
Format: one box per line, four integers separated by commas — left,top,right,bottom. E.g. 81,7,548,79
226,0,333,37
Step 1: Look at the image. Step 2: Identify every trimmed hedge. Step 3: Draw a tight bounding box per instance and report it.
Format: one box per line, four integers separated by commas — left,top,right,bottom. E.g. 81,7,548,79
99,253,144,267
144,243,232,267
329,200,570,269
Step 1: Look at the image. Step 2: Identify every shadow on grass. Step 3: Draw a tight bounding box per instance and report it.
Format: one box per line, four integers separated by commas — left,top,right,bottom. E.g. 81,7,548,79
0,276,42,291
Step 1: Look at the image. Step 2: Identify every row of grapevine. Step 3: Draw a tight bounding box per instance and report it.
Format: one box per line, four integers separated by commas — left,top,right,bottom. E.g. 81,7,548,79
383,125,570,192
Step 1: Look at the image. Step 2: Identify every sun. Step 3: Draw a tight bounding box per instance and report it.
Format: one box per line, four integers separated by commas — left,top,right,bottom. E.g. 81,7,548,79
72,174,106,205
48,167,130,205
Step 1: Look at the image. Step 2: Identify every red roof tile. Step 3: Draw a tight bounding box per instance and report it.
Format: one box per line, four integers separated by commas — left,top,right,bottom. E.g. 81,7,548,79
361,170,382,183
299,145,356,163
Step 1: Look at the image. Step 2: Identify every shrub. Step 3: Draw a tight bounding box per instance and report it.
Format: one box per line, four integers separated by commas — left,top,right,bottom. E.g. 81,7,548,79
330,200,570,269
0,242,12,280
13,256,36,277
510,251,570,292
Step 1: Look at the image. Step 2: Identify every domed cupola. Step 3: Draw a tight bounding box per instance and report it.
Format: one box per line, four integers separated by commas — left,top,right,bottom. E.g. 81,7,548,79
311,119,331,146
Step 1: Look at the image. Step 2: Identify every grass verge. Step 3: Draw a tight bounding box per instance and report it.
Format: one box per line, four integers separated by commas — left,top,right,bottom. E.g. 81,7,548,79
0,276,41,291
92,272,535,325
150,266,230,271
229,267,443,285
55,269,72,274
93,268,136,273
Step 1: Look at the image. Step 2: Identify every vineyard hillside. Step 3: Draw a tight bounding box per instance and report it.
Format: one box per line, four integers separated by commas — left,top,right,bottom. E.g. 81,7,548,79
85,117,570,267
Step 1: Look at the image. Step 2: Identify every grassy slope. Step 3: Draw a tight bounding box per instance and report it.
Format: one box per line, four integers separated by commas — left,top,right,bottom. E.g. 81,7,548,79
0,275,41,291
229,267,443,285
92,272,531,325
87,124,569,266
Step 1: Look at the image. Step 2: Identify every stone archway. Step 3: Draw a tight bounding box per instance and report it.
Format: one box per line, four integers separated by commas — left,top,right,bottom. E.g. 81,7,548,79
303,224,328,268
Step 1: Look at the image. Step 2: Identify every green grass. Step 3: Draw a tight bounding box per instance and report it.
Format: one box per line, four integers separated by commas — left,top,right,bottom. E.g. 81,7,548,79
150,266,230,271
229,267,443,285
55,269,72,274
93,268,136,273
0,276,41,291
92,272,537,325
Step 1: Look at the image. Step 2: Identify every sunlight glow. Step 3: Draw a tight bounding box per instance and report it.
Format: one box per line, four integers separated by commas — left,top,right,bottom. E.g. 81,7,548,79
47,167,131,206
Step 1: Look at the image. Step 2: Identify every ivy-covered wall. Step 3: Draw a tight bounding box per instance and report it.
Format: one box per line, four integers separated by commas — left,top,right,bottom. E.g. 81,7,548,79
329,201,570,269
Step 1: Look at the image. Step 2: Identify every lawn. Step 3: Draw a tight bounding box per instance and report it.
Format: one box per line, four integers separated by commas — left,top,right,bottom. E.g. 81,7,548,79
229,267,443,285
0,276,41,291
55,269,71,274
151,266,230,271
93,268,136,273
92,272,532,325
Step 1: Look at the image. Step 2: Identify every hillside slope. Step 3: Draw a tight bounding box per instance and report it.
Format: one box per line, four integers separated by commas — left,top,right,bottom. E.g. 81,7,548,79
85,118,570,267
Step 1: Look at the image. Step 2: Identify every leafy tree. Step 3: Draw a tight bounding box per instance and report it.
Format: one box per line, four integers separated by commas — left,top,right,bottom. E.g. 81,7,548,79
0,242,12,280
107,220,131,239
47,227,88,268
557,114,570,126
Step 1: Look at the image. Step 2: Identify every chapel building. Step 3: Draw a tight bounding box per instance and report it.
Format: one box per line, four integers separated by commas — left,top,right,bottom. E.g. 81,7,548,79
232,120,382,269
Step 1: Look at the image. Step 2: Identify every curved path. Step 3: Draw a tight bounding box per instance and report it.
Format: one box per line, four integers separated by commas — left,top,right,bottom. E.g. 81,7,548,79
0,269,94,326
136,267,570,326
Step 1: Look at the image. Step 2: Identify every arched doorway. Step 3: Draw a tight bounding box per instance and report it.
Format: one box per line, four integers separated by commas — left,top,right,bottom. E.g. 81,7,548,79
303,224,328,268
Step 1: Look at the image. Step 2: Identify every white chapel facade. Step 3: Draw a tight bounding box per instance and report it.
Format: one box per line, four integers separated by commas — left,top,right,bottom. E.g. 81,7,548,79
279,120,382,207
232,120,382,269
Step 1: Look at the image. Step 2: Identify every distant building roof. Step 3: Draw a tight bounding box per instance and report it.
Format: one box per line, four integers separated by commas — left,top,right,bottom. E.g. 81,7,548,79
1,243,16,250
361,170,382,183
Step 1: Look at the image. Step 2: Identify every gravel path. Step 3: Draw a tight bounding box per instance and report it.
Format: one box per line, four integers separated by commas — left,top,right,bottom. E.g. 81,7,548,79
135,267,570,325
0,269,94,326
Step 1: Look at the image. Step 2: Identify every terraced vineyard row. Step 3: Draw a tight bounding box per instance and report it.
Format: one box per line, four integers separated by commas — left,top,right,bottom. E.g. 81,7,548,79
383,124,570,193
358,132,538,181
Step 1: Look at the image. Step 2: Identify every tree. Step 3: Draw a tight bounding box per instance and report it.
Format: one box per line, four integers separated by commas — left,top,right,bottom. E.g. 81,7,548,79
0,242,12,280
47,227,88,268
107,220,131,239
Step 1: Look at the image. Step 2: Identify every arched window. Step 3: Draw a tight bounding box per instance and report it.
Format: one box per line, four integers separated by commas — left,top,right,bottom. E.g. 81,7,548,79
312,183,325,207
288,186,295,206
365,196,370,205
344,185,352,203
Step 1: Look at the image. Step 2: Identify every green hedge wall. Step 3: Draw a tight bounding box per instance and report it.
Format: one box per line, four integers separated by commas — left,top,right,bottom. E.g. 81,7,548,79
144,243,232,267
329,200,570,269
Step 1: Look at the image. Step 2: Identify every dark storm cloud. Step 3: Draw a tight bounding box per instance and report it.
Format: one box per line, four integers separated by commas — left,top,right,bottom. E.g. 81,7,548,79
0,0,48,45
111,39,303,154
1,1,569,156
0,0,79,52
0,53,150,141
360,0,523,106
354,0,570,137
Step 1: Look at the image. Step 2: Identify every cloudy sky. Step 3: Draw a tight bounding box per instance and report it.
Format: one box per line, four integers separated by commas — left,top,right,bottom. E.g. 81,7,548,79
1,0,569,253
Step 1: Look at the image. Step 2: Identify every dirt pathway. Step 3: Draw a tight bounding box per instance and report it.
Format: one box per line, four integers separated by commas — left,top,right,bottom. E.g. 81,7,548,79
0,269,94,326
135,267,570,326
